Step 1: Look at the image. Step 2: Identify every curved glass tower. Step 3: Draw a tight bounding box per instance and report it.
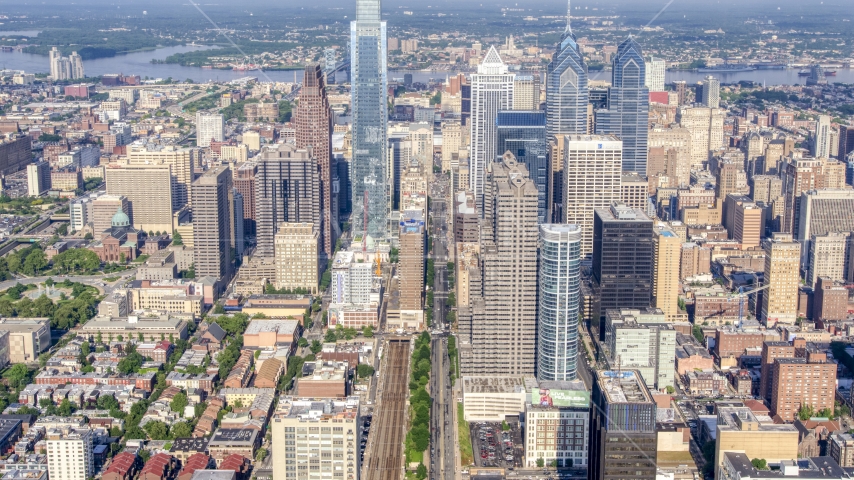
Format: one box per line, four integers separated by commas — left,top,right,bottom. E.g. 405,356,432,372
545,0,589,139
350,0,388,238
536,224,582,381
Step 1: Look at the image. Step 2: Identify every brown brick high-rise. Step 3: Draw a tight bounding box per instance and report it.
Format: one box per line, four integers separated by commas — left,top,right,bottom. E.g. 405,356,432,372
294,64,335,258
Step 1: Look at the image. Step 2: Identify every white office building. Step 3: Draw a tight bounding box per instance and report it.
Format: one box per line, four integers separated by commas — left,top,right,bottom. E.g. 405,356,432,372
645,57,666,92
701,75,720,109
469,46,514,202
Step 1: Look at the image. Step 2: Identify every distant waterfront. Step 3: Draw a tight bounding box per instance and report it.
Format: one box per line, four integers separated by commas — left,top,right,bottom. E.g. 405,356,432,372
1,44,853,86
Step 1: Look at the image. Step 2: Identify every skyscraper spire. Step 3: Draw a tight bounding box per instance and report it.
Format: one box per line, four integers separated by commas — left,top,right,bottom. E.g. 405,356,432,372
565,0,573,36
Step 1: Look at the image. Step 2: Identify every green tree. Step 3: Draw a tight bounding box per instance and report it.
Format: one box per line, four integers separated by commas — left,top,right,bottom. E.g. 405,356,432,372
310,340,322,354
415,464,427,480
97,394,119,410
324,329,337,343
23,250,47,275
751,459,767,470
536,458,545,468
798,405,816,421
58,398,75,416
143,421,170,440
171,421,192,438
362,325,374,338
256,448,269,463
501,420,510,431
298,337,309,348
170,392,189,413
357,364,375,378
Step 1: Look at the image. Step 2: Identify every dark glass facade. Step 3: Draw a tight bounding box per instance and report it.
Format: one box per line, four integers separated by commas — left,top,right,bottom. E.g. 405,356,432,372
496,111,548,223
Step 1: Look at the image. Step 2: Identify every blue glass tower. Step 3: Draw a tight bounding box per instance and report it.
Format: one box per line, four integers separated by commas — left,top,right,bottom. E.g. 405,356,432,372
496,111,548,223
595,36,649,175
350,0,388,239
546,0,589,139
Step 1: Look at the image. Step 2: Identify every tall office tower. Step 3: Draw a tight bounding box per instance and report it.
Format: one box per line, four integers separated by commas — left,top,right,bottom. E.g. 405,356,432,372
620,173,648,212
644,56,666,92
46,427,94,480
673,80,688,105
441,122,462,172
602,309,675,390
195,113,224,148
675,107,725,166
398,212,426,310
459,156,538,375
192,165,234,281
592,203,654,322
594,37,649,175
648,126,693,187
254,143,321,257
295,64,335,258
782,157,847,235
496,111,548,223
589,370,657,480
350,0,388,239
274,222,320,294
813,115,833,158
271,397,360,480
652,223,681,319
513,75,540,111
235,161,257,235
470,46,515,202
105,163,175,233
387,132,410,211
701,75,720,108
127,144,195,209
563,135,622,256
536,224,582,382
26,161,50,197
546,2,588,141
839,124,854,160
69,51,84,79
761,233,801,326
796,189,854,265
807,232,849,287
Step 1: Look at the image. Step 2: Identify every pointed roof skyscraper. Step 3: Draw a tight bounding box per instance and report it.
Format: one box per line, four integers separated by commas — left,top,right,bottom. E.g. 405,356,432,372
478,45,507,75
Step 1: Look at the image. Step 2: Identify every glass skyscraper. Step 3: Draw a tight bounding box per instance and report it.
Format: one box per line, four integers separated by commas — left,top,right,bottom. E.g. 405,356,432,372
536,224,582,381
496,111,548,223
546,0,589,139
350,0,388,238
595,36,649,175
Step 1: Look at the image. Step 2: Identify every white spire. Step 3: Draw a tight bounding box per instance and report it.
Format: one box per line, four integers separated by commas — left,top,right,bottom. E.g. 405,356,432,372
565,0,573,35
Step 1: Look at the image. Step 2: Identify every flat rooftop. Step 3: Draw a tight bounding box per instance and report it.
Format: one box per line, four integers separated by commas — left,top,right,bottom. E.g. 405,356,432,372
462,376,537,394
596,370,653,404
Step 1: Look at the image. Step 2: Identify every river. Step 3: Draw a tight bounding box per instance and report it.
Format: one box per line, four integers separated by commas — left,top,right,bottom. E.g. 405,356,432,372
1,44,853,86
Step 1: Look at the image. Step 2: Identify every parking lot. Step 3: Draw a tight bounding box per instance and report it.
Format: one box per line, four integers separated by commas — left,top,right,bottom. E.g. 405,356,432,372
470,421,523,469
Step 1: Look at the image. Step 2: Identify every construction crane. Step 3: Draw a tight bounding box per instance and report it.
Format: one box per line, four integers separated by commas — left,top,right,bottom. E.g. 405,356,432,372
729,283,772,328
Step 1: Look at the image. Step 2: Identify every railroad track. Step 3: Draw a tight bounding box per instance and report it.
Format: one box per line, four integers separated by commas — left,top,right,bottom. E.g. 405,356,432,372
365,339,410,480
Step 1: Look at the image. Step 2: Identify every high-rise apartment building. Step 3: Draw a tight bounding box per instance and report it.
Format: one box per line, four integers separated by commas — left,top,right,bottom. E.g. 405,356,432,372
594,37,649,175
469,46,514,202
105,163,175,233
647,126,693,187
545,5,589,139
49,47,84,81
496,111,548,223
813,115,833,159
592,203,654,321
781,157,847,235
644,56,666,92
192,165,234,281
350,0,388,239
26,161,50,197
459,155,538,375
752,175,783,203
441,122,462,172
701,75,721,108
620,172,648,212
271,396,360,480
254,143,321,257
235,161,257,235
398,212,425,311
331,251,374,305
524,380,590,468
675,107,725,166
274,222,320,294
771,352,837,422
46,427,94,480
652,224,681,319
295,64,336,258
537,224,582,382
761,233,801,326
589,370,657,480
563,135,623,256
512,75,540,111
196,113,224,148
